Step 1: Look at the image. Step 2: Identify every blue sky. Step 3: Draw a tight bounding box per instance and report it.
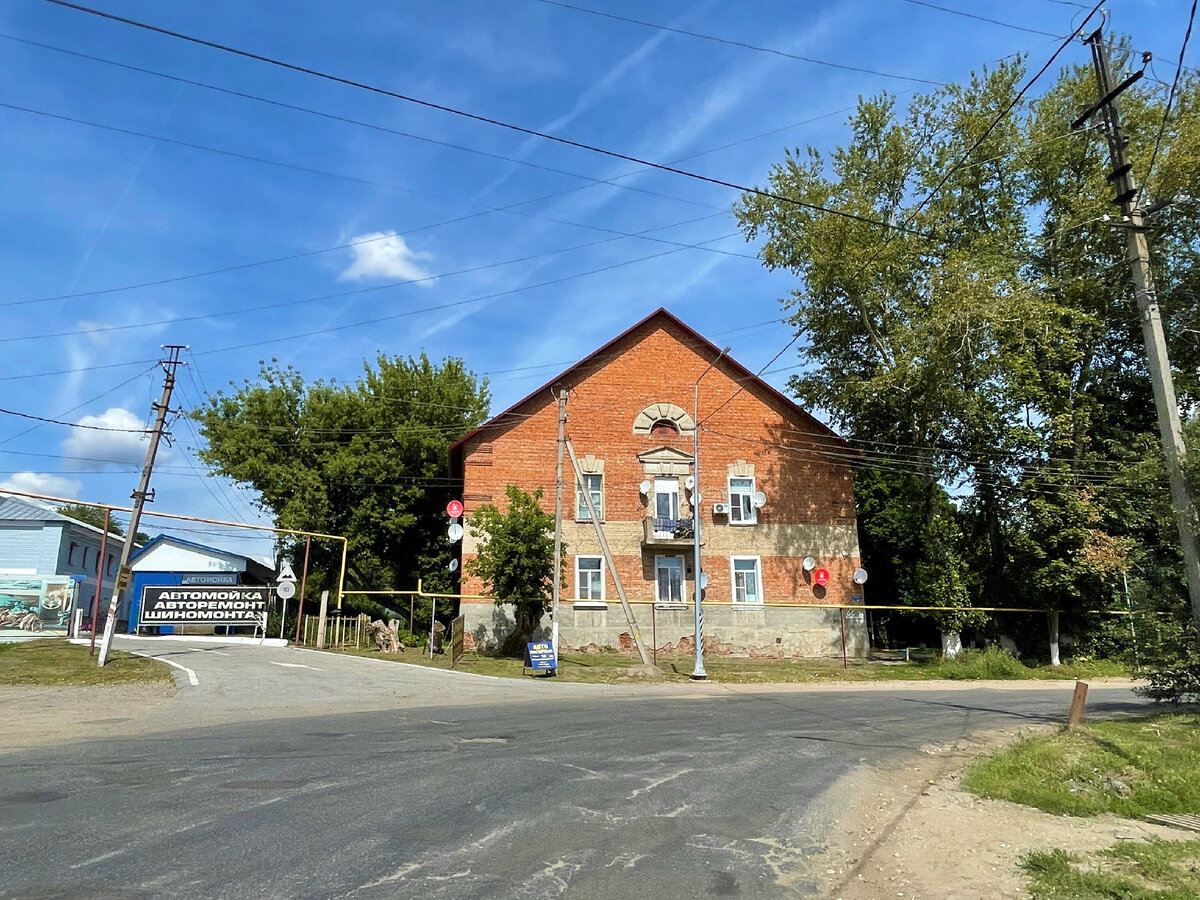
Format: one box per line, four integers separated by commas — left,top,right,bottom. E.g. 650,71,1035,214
0,0,1191,562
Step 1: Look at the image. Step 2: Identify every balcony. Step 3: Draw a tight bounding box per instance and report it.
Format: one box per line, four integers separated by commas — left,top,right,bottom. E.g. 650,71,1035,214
642,517,696,547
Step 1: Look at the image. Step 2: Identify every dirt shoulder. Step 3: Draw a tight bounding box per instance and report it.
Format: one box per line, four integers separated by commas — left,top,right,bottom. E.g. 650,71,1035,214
815,726,1187,899
0,682,178,750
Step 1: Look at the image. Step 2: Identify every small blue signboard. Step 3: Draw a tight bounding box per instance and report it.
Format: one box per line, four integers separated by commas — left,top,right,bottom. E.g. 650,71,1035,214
525,640,557,675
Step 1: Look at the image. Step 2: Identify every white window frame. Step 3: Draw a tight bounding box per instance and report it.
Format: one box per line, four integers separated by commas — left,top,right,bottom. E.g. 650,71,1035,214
653,477,681,537
730,555,763,606
576,473,603,521
655,555,685,605
575,556,606,605
729,476,757,525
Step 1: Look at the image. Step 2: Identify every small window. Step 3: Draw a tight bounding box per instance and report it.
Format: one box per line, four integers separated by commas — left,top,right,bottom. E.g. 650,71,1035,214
729,477,756,524
732,557,762,605
576,556,605,602
81,547,89,570
68,542,80,566
655,556,685,604
106,554,116,576
650,418,680,436
577,474,603,520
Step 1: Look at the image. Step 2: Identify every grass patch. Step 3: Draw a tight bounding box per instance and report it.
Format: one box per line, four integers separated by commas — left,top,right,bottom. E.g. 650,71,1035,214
963,714,1200,818
316,644,1127,685
0,638,174,687
1022,839,1200,899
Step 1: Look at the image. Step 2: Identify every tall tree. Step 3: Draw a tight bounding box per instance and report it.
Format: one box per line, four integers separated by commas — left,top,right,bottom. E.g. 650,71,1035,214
736,45,1200,651
466,485,560,654
193,353,489,615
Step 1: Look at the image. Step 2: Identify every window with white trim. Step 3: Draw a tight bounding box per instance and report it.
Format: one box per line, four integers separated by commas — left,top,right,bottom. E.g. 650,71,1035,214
655,555,684,604
576,556,605,602
576,473,603,520
729,477,756,524
731,556,762,604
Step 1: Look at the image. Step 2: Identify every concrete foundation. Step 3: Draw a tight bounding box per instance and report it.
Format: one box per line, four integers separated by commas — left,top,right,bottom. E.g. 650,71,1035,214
462,601,868,659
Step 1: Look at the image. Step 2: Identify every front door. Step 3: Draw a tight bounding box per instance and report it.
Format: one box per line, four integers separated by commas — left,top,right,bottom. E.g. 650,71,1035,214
655,555,684,604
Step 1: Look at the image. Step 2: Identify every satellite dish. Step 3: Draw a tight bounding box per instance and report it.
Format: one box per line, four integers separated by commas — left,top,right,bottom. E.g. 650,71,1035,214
752,491,766,509
447,522,464,542
685,475,695,490
852,567,869,585
699,572,709,589
692,492,701,504
449,558,460,573
639,480,651,495
802,556,816,572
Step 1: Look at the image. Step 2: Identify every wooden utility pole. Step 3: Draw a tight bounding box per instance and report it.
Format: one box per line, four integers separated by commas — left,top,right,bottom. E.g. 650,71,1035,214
565,438,651,665
98,345,186,666
551,389,567,656
1078,31,1200,634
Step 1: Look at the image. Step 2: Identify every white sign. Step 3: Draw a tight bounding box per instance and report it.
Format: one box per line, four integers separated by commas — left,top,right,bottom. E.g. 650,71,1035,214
448,522,464,542
277,562,297,582
276,580,296,600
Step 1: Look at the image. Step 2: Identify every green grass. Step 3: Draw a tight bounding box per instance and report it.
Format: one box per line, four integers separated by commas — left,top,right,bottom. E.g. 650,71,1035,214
318,644,1128,685
963,714,1200,818
1022,840,1200,899
0,638,174,686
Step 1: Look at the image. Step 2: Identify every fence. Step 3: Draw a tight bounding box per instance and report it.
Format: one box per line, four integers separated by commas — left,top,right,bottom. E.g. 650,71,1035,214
300,613,375,650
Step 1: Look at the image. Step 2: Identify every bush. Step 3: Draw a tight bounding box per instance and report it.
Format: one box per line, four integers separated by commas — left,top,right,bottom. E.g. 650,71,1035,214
1137,659,1200,705
935,646,1028,679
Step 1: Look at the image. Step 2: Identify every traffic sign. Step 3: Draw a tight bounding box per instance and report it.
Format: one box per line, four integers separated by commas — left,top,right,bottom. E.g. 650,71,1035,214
277,562,297,582
446,499,464,518
448,522,464,542
276,580,296,600
814,568,830,587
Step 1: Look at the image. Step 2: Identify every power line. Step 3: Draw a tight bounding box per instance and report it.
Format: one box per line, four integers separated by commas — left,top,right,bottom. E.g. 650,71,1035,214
0,406,149,433
1143,0,1198,198
896,0,1064,38
39,0,928,237
531,0,946,86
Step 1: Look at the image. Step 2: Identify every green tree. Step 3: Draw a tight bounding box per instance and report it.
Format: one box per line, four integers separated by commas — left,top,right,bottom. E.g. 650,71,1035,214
465,485,560,654
193,353,489,621
735,44,1200,655
57,504,149,545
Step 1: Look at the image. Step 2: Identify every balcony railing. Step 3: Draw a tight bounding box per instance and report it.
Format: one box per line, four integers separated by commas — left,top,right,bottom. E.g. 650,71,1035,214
643,517,695,545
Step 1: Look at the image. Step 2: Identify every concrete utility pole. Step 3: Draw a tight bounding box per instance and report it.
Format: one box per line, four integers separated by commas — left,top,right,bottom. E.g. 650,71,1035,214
1079,31,1200,634
97,345,186,667
551,388,567,657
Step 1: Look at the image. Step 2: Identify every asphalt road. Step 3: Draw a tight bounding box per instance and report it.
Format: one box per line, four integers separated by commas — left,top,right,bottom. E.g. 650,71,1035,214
0,640,1149,899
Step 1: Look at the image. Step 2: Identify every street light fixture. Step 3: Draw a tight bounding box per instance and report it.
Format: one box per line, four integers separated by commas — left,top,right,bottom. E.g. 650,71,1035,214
691,346,729,681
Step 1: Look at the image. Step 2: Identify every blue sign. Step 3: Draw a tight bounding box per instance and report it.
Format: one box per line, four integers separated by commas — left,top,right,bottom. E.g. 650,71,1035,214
526,641,557,672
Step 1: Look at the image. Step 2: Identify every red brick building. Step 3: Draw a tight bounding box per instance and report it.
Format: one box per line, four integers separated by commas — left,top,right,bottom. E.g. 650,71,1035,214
449,309,866,657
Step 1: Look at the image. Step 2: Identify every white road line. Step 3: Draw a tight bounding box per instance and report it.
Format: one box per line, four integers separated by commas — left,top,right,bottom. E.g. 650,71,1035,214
189,647,230,656
71,849,125,869
127,650,199,686
269,661,323,671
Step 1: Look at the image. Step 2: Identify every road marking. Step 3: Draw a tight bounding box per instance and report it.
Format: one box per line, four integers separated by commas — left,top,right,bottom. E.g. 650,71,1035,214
189,647,229,656
269,662,322,671
127,649,199,686
71,849,125,869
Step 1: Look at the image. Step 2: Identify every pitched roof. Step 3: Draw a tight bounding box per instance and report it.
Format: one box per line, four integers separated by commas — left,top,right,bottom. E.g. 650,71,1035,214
0,495,112,538
450,307,852,466
130,534,274,580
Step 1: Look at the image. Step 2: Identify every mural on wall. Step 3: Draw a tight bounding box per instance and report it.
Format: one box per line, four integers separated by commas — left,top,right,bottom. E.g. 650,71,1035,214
0,577,76,634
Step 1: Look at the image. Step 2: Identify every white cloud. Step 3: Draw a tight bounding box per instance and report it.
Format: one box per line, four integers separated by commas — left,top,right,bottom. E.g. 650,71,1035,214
60,407,171,471
0,472,83,499
339,232,436,284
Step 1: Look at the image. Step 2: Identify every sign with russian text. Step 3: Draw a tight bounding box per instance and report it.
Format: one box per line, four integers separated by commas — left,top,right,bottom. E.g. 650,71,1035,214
525,640,556,672
138,586,269,627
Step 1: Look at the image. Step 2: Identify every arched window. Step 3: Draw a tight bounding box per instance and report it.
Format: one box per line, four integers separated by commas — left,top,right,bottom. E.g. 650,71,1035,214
650,418,680,436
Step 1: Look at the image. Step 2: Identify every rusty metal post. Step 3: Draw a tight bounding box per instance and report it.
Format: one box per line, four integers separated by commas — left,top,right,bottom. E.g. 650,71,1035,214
1067,681,1089,727
292,536,311,645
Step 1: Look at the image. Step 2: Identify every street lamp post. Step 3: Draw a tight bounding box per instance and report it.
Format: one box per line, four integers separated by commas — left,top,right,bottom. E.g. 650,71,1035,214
691,346,729,681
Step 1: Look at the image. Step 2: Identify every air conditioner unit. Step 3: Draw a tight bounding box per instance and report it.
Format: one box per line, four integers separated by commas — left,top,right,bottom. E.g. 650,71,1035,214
712,502,729,515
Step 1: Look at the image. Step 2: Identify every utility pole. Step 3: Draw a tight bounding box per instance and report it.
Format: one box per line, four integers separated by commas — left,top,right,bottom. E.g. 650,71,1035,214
1079,30,1200,634
551,388,567,658
97,345,186,666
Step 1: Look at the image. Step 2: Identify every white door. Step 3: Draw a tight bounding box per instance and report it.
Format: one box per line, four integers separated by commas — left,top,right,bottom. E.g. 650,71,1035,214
653,477,680,537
